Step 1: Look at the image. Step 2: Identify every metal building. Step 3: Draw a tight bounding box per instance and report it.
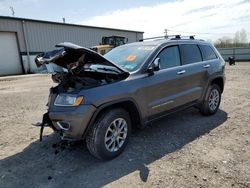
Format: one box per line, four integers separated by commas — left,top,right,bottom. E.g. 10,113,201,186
0,16,143,76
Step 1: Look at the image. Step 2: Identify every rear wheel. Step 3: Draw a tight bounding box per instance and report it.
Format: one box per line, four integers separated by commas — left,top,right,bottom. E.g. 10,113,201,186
200,84,221,115
86,108,131,160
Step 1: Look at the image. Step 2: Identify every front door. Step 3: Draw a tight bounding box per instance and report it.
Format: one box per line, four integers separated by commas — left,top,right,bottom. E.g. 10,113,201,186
146,45,184,118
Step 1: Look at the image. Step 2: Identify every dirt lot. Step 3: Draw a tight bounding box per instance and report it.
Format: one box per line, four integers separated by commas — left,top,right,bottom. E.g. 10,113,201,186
0,63,249,188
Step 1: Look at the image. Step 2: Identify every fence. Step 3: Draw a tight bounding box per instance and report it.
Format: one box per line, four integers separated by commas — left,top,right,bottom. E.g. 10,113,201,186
217,47,250,61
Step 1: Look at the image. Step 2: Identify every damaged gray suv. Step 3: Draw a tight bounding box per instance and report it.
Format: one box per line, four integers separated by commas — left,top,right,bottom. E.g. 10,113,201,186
36,36,225,160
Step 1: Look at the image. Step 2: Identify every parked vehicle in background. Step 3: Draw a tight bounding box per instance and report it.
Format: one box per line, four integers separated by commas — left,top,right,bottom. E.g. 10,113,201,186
228,56,236,65
35,35,225,160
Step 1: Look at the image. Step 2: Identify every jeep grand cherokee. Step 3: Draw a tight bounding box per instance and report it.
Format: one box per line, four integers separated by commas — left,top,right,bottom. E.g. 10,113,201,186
35,36,225,160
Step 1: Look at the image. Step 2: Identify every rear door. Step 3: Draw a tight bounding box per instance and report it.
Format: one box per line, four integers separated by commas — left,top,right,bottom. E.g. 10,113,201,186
146,43,210,119
198,44,218,76
177,44,210,103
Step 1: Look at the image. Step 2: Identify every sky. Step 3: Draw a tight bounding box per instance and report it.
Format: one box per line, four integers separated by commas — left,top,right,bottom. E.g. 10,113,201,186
0,0,250,41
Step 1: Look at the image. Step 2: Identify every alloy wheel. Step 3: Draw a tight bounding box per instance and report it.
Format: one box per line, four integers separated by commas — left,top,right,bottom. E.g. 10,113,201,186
208,88,220,111
104,118,128,152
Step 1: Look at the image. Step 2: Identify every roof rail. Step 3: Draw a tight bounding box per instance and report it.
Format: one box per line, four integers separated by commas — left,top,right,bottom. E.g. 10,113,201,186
181,35,195,39
139,36,166,42
139,35,195,42
139,35,182,42
167,35,181,39
170,35,195,40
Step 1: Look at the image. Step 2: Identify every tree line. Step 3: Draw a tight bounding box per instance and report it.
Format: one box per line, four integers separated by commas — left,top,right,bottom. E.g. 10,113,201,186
214,29,249,48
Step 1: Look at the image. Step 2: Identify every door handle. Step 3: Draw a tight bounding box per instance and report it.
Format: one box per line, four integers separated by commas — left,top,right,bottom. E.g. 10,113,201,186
203,64,210,68
177,70,186,75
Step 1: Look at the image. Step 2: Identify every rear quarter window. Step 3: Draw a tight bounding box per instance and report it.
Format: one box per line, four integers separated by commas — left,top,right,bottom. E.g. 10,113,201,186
180,44,202,65
199,45,217,60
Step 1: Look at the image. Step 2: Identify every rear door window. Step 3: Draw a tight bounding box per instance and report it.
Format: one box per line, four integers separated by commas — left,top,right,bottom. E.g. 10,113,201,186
180,44,202,65
157,46,181,69
199,45,217,60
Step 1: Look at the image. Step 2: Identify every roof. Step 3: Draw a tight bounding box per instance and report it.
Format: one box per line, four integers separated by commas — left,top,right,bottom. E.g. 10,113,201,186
125,38,209,47
0,16,144,34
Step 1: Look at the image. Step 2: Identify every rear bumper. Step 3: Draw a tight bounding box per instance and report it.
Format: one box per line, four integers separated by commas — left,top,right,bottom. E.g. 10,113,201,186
48,104,96,140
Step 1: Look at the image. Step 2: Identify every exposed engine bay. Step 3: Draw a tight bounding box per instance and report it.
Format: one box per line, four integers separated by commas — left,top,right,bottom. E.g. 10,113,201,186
35,42,129,93
35,42,130,141
50,68,126,93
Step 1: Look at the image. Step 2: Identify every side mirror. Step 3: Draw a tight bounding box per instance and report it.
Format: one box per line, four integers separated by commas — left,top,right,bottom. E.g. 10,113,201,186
147,58,160,75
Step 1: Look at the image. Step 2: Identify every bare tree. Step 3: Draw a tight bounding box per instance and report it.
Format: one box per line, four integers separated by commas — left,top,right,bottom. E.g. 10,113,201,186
240,29,248,45
215,28,249,48
215,36,233,48
234,31,240,47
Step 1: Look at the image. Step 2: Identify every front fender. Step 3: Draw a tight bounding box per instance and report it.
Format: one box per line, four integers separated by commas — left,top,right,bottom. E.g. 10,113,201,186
82,98,143,139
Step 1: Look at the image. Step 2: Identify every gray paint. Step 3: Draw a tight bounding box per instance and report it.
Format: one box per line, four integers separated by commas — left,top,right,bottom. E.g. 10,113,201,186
45,39,225,140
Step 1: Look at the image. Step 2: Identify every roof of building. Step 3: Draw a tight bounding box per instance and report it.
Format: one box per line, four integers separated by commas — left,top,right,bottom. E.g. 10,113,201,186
0,16,144,34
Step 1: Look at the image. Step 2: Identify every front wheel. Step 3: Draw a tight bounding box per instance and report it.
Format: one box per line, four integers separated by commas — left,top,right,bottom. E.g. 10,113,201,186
86,108,131,160
200,84,221,115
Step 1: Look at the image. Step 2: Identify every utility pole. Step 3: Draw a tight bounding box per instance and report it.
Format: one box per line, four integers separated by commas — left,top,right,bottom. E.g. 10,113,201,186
10,6,15,17
164,29,168,38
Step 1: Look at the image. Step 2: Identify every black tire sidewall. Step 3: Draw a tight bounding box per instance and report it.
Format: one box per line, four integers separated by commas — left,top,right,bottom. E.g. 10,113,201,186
93,109,131,160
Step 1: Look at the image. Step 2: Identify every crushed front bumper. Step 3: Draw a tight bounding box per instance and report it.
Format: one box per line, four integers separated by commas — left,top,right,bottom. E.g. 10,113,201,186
39,105,96,141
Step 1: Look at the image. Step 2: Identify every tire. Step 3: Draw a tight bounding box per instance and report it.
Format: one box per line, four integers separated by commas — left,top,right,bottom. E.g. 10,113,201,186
86,108,131,160
200,84,221,115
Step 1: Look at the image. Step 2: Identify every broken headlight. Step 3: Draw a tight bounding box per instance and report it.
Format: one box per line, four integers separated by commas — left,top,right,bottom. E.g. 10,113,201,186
54,94,83,106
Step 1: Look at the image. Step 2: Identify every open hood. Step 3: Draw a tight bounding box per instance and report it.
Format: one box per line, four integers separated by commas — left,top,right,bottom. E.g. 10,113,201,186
35,42,129,75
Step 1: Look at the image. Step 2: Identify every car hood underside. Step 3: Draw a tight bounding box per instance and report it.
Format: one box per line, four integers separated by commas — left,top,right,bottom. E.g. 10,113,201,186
35,42,128,76
34,42,129,92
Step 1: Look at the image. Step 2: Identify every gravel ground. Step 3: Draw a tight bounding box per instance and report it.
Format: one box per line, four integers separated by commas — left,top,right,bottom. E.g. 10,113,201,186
0,63,249,188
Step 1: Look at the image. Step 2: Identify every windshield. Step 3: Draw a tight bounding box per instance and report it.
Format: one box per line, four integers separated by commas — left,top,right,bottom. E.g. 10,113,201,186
104,45,156,72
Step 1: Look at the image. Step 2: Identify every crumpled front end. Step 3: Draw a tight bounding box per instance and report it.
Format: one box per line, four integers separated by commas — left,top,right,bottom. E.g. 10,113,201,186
34,42,129,93
38,90,96,141
35,42,129,141
48,104,96,140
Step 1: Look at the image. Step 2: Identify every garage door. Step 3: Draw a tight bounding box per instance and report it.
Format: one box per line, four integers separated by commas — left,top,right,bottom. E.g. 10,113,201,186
0,32,23,76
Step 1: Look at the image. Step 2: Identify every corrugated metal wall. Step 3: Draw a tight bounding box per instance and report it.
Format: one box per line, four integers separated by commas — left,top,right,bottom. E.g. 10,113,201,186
218,47,250,61
0,17,143,53
25,21,143,52
0,18,26,51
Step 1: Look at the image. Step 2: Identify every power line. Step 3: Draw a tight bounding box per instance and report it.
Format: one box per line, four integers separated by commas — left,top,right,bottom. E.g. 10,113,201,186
167,29,250,35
